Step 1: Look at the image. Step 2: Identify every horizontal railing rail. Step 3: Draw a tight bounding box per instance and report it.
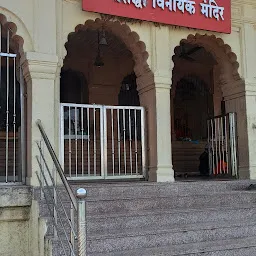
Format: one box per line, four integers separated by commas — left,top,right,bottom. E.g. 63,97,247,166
36,119,87,256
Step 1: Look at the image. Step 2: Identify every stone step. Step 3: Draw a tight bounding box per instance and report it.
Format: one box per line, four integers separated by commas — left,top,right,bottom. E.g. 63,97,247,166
87,205,256,233
38,191,256,217
90,236,256,256
87,221,256,254
43,204,256,236
84,192,256,215
48,217,256,255
34,180,254,202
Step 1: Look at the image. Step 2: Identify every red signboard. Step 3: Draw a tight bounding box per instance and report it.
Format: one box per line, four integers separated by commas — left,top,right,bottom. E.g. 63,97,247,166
82,0,231,34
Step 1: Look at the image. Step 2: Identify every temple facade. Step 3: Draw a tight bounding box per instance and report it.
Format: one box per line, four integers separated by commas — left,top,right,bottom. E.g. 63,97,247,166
0,1,256,183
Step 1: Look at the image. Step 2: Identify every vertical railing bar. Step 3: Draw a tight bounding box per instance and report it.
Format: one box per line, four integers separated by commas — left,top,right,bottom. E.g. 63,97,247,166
211,119,215,175
68,107,72,178
214,118,218,175
19,66,26,184
232,114,235,176
70,203,75,255
60,105,65,174
76,189,87,256
128,109,133,175
134,109,138,175
81,107,84,176
111,109,115,176
221,117,225,174
229,114,233,175
53,165,57,238
233,113,238,177
93,106,96,176
220,117,223,175
117,109,121,175
229,113,235,176
207,119,212,175
5,29,10,182
217,118,221,174
123,109,127,175
87,108,90,176
224,115,229,175
102,106,107,179
75,107,78,177
141,108,146,177
39,140,44,199
13,57,16,181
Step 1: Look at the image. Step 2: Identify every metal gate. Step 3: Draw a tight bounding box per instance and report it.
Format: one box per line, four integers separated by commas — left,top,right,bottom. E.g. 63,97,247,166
0,24,26,183
207,113,238,177
60,103,146,180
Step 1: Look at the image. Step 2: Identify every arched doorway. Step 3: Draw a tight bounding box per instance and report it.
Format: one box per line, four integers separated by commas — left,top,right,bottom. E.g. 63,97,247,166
173,75,214,142
0,15,26,183
60,22,147,180
171,36,242,179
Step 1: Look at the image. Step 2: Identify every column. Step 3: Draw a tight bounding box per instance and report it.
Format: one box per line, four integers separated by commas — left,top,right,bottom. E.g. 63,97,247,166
21,52,59,185
223,80,249,179
155,76,174,182
137,73,174,182
239,23,256,179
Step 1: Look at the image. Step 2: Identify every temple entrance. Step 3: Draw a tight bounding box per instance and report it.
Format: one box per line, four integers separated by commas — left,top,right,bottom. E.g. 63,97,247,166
171,41,238,179
60,25,146,180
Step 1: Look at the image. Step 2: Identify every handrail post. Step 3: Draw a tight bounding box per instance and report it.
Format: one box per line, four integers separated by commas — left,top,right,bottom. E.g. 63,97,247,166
76,188,87,256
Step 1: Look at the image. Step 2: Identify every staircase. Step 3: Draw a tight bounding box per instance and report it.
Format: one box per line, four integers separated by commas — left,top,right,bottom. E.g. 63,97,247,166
172,140,206,177
36,180,256,256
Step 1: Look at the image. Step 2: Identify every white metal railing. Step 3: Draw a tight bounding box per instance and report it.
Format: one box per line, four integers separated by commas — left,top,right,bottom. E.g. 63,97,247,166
60,103,146,180
0,23,26,183
207,113,238,177
36,120,87,256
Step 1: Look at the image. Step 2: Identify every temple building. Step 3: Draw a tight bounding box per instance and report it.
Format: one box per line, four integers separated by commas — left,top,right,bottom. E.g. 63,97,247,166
1,0,256,255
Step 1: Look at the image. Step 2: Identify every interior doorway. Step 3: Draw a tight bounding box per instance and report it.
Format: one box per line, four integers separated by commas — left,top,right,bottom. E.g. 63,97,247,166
60,26,146,180
171,41,237,179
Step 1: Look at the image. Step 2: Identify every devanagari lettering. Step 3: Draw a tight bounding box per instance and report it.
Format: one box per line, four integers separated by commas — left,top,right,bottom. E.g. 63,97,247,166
153,0,165,10
132,0,148,8
177,0,186,13
116,0,147,8
200,0,225,20
165,0,177,12
185,0,196,15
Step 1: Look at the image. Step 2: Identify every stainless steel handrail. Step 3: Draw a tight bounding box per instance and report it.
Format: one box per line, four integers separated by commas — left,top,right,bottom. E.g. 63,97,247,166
36,119,77,211
36,119,87,256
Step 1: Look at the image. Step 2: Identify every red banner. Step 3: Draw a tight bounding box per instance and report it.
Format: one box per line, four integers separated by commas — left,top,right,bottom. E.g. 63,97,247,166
82,0,231,34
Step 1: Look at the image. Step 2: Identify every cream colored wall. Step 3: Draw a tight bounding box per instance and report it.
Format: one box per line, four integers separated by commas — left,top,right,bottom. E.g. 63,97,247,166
0,187,47,256
1,0,256,182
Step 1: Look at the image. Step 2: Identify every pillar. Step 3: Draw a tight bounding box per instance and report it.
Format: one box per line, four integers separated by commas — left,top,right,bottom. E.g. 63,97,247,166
223,80,249,179
21,52,59,185
137,73,174,182
236,22,256,179
136,25,175,182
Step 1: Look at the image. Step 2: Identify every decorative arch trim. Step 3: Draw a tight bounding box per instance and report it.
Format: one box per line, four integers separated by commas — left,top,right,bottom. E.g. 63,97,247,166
0,12,32,55
172,33,240,84
65,18,152,78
